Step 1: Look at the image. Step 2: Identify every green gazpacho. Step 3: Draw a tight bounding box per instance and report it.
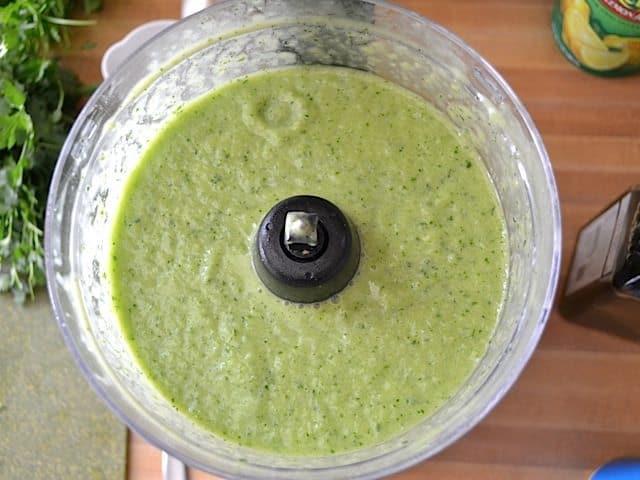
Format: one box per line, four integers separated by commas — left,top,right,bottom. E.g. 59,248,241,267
110,66,507,455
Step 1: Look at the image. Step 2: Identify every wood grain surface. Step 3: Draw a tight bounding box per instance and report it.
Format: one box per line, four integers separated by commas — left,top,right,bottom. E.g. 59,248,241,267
61,1,640,479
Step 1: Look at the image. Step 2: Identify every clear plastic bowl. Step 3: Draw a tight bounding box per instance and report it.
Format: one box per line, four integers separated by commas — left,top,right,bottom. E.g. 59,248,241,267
45,1,562,478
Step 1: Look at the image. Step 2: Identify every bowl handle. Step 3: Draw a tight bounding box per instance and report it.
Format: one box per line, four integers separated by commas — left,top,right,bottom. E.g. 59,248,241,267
100,20,177,80
100,0,215,79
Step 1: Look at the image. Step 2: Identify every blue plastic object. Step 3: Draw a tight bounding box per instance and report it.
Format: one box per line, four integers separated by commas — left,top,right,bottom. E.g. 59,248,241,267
591,459,640,480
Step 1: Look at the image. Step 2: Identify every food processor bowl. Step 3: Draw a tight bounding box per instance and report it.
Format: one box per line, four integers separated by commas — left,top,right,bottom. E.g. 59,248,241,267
45,1,562,478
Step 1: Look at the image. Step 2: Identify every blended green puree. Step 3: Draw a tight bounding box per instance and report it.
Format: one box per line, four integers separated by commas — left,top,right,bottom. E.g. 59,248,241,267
110,66,507,455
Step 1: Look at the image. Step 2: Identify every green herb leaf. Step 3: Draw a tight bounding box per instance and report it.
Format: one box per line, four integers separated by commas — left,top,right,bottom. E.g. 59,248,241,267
83,0,103,14
0,0,103,302
2,79,26,108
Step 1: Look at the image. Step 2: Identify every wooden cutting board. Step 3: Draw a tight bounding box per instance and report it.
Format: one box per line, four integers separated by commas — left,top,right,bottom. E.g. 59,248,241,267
57,1,640,479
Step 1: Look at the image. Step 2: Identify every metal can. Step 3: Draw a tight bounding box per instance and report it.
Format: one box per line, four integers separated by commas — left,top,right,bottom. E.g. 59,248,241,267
552,0,640,76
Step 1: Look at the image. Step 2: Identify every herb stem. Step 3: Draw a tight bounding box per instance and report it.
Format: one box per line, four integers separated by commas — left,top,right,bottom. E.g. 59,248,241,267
43,15,97,27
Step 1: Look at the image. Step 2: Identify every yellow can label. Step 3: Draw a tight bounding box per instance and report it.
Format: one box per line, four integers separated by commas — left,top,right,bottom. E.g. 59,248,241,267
553,0,640,75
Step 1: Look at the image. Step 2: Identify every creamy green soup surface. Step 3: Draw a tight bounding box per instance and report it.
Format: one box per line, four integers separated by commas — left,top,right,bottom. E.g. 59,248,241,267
110,66,507,455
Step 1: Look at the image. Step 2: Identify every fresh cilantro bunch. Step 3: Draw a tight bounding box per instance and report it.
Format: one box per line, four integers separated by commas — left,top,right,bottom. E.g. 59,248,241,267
0,0,102,302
